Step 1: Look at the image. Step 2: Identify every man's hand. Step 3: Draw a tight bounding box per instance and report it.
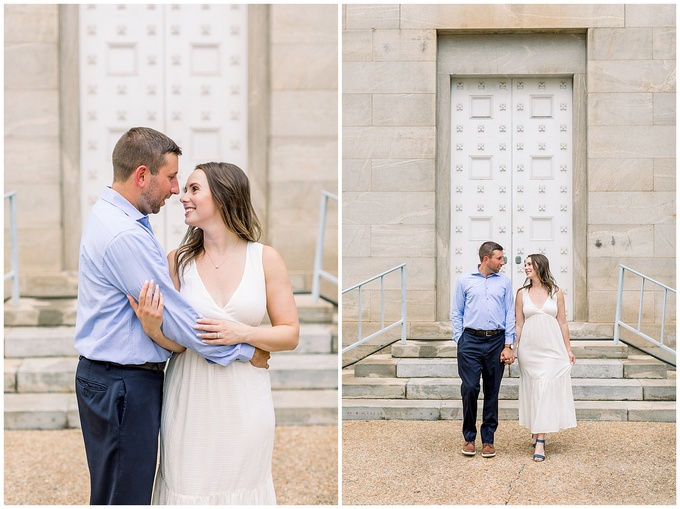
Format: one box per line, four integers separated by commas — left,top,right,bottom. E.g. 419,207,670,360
500,347,515,365
250,347,271,369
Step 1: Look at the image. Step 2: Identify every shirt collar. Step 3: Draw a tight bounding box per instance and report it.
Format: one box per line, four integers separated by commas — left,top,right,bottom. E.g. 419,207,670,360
100,187,150,227
473,265,500,278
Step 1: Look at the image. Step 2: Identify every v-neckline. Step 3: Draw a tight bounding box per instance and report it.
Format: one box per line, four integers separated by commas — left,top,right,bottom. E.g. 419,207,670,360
193,244,248,310
526,287,549,310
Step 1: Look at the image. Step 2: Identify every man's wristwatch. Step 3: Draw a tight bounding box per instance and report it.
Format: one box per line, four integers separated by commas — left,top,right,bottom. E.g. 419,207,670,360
505,343,515,350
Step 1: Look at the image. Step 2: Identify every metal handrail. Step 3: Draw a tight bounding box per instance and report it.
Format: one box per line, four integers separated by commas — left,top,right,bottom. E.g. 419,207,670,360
342,264,406,354
4,191,20,306
311,190,338,302
614,265,675,356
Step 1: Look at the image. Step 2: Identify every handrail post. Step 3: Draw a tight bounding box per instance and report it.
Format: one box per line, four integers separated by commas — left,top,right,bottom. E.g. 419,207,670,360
4,192,20,306
613,264,624,344
312,191,338,302
401,264,407,344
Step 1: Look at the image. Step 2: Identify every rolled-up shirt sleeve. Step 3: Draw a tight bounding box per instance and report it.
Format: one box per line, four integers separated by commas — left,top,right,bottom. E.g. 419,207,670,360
102,229,255,366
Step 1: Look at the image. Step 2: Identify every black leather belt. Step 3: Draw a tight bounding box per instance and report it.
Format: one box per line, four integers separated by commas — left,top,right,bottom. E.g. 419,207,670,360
81,356,166,372
465,328,505,337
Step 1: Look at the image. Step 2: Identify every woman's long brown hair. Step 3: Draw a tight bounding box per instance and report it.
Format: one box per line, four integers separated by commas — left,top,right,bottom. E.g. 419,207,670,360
174,162,262,280
521,253,559,297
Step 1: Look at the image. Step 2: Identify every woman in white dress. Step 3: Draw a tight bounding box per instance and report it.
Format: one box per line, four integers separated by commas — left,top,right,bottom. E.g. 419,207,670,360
131,162,299,503
515,254,576,462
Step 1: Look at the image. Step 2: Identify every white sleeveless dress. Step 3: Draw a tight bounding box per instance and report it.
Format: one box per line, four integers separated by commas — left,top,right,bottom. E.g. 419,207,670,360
517,288,577,433
152,242,276,505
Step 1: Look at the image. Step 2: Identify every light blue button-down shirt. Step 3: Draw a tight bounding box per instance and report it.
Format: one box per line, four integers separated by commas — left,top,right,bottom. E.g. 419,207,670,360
451,268,516,345
74,187,255,366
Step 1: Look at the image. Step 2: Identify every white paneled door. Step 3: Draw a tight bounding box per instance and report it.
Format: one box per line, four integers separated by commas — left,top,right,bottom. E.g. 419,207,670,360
79,4,248,252
451,78,574,319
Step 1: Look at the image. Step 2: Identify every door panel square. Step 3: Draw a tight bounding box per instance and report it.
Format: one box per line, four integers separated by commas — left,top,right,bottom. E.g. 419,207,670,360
470,96,493,118
530,95,553,118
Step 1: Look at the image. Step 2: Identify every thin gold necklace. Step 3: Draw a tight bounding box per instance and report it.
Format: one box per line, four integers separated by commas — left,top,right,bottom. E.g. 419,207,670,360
204,240,240,269
204,249,229,269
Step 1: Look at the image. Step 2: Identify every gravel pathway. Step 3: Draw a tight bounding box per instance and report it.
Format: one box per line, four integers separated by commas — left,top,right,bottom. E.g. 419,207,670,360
4,425,337,505
342,420,675,505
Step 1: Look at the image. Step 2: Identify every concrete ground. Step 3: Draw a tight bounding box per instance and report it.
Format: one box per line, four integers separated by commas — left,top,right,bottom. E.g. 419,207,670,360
4,425,338,505
343,420,676,505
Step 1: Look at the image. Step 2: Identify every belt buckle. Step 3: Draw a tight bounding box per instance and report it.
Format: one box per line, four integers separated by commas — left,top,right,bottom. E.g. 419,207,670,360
485,330,496,337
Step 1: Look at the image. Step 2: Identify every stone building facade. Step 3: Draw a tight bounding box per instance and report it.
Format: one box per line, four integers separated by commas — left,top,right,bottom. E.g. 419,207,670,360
4,4,338,299
342,4,675,347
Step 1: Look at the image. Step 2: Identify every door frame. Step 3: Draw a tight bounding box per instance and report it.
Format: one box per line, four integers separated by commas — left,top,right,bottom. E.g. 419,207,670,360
435,32,588,321
59,4,270,271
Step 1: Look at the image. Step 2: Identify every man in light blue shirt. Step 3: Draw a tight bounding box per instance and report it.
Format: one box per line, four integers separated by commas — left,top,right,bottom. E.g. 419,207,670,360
451,241,516,459
74,127,269,504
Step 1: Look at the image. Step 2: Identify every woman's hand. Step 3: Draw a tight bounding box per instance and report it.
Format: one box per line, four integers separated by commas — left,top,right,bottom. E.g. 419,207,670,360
195,318,250,346
568,350,576,365
128,280,164,337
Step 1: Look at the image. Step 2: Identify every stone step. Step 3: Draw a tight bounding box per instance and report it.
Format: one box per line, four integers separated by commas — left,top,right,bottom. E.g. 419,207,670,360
4,323,336,358
353,354,668,380
6,353,338,393
390,339,630,359
4,389,338,429
341,398,676,422
268,354,338,390
5,294,336,327
343,374,675,402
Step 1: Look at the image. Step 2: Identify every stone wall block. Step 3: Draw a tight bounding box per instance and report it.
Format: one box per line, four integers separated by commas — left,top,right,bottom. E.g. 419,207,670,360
653,93,675,125
17,228,64,272
653,158,676,192
343,126,435,159
400,4,624,29
653,27,676,60
4,90,59,137
343,62,436,94
11,183,62,229
4,43,58,90
587,225,654,258
588,93,653,126
271,90,337,137
342,225,371,257
342,159,371,192
271,4,337,44
344,4,400,30
371,159,435,192
4,137,61,185
588,191,675,225
589,28,653,60
371,225,435,258
588,159,653,191
271,227,336,270
343,94,372,126
588,60,676,93
372,93,435,126
438,34,586,75
588,126,675,159
654,224,676,258
269,138,337,182
272,43,337,91
342,191,434,226
624,4,676,28
372,29,436,61
4,5,58,43
343,30,373,62
269,180,337,228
